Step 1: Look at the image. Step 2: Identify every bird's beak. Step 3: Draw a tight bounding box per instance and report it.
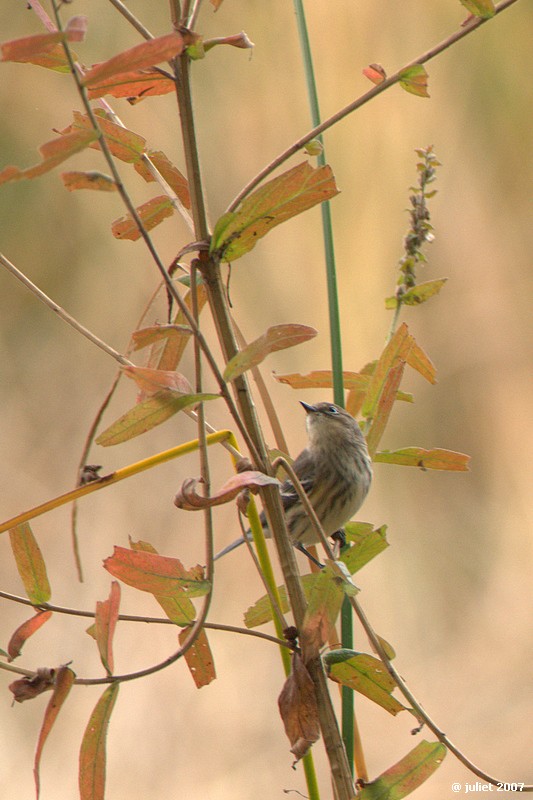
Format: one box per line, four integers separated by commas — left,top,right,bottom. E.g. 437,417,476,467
300,401,317,414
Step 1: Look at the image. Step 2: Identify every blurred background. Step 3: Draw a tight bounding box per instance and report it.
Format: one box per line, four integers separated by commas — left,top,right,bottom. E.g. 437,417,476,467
1,1,532,798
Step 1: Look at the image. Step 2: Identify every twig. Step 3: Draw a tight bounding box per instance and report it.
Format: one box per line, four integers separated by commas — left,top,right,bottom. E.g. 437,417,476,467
226,0,521,213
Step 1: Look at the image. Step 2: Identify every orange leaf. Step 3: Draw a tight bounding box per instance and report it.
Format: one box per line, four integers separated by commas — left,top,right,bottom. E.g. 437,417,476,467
134,150,190,207
104,546,210,598
210,162,339,261
122,365,193,396
131,325,192,351
224,324,317,381
179,628,216,688
155,285,207,371
86,67,175,102
79,683,120,800
0,129,98,185
82,32,186,87
8,610,52,661
9,522,51,605
365,360,406,456
174,470,280,511
278,651,320,763
61,171,117,192
62,111,146,164
362,323,411,420
358,741,446,799
300,562,347,662
34,666,76,799
112,195,174,239
374,447,471,471
95,582,121,676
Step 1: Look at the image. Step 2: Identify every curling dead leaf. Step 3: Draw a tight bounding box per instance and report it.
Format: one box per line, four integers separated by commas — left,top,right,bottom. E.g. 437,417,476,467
0,129,98,186
112,195,174,239
278,651,320,763
82,32,186,87
122,365,192,396
61,171,117,192
79,683,120,800
374,447,470,471
224,324,317,381
363,63,387,84
210,162,339,261
104,546,210,598
358,740,446,799
8,611,52,661
34,666,76,799
399,64,429,98
9,523,51,605
325,651,406,715
174,470,280,510
179,628,216,688
9,667,57,703
385,278,447,309
130,538,196,626
95,582,120,676
95,391,218,446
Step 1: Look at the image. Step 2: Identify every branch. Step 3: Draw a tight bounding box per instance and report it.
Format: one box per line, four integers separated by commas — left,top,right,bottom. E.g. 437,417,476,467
226,0,521,213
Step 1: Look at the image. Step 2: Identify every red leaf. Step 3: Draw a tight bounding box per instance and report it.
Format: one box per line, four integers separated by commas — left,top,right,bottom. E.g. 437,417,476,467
130,538,196,625
365,360,406,456
134,150,190,207
62,111,146,164
82,32,186,87
179,628,216,688
34,666,76,799
174,470,280,510
86,67,175,102
104,546,210,598
95,582,120,676
363,63,387,85
8,610,52,661
79,683,120,800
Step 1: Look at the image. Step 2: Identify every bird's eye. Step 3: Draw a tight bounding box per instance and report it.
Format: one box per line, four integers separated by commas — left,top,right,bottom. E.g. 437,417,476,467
328,405,339,414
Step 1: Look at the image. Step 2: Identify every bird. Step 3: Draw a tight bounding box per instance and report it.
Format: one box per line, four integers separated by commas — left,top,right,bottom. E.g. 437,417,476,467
214,401,372,563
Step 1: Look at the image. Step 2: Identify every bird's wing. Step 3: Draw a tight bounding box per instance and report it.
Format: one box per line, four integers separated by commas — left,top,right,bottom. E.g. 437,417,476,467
279,447,315,512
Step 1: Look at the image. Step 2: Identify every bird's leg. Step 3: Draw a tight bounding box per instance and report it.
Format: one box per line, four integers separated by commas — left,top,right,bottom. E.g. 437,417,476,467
294,541,324,569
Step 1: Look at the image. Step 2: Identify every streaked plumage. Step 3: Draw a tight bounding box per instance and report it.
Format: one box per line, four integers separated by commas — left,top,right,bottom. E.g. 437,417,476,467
214,401,372,560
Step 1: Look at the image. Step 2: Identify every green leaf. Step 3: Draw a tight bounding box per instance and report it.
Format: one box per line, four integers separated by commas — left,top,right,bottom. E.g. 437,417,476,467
301,562,347,659
223,324,317,381
374,447,471,471
210,161,339,261
459,0,495,19
95,391,218,446
399,64,429,98
385,278,447,309
357,740,446,799
9,523,51,605
79,683,120,800
325,652,406,715
341,523,388,573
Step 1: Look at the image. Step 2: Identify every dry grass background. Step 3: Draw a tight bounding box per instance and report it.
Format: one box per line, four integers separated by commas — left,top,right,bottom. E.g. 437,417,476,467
0,2,532,798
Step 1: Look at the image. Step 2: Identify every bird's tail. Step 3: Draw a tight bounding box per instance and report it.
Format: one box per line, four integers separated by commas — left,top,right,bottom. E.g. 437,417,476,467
213,534,248,561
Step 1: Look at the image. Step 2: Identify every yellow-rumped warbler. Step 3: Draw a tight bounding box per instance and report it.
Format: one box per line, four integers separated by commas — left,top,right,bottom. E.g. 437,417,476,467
214,401,372,561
